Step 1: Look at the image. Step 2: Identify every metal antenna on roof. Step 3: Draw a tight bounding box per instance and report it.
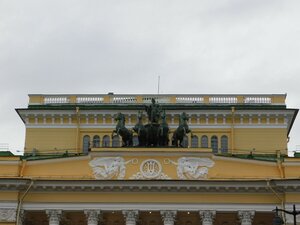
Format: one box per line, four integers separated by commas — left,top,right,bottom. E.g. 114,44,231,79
157,75,160,96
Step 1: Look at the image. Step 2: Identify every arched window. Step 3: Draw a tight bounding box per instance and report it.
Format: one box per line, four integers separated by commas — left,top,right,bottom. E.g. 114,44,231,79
133,135,139,146
221,135,228,153
112,135,120,147
182,136,188,147
83,135,90,154
201,135,208,148
211,135,218,153
93,135,100,148
102,135,110,147
191,135,198,148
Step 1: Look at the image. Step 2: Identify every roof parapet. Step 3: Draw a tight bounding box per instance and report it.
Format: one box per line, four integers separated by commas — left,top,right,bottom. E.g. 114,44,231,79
28,94,286,106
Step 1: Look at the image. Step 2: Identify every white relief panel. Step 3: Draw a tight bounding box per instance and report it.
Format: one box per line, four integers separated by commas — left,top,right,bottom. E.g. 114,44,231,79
130,159,171,180
89,157,137,179
165,157,214,179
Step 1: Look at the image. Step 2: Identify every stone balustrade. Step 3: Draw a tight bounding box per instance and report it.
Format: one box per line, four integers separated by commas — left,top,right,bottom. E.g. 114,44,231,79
28,94,286,105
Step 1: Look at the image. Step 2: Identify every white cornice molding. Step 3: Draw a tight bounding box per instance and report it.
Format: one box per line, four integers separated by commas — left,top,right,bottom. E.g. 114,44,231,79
25,124,287,129
1,179,299,193
0,202,18,208
20,202,279,212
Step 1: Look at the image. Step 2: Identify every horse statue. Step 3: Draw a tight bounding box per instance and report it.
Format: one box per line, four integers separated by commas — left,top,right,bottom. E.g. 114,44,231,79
159,110,170,146
112,113,133,147
133,111,147,146
172,112,191,147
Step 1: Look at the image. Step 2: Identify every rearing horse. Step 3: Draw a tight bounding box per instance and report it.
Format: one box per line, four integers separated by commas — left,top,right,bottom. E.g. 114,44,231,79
112,113,133,147
133,111,147,146
172,112,191,147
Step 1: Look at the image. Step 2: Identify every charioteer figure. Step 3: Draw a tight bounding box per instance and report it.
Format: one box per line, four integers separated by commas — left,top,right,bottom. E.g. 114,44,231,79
145,98,162,124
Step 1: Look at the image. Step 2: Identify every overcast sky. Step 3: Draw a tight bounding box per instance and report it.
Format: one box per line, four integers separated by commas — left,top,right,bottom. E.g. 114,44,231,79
0,0,300,154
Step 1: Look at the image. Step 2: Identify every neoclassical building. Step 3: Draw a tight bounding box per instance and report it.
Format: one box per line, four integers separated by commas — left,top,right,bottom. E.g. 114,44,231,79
0,93,300,225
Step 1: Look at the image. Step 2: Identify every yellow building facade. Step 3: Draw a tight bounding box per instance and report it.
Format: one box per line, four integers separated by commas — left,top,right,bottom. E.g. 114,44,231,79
1,93,300,225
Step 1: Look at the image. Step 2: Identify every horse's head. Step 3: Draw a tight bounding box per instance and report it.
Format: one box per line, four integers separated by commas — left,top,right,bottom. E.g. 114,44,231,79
137,111,144,121
115,113,125,122
179,112,189,125
161,110,166,120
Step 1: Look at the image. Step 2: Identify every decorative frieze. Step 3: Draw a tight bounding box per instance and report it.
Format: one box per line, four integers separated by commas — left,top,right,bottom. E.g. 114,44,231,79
161,210,177,225
165,157,214,179
238,210,255,225
0,208,16,222
89,157,126,179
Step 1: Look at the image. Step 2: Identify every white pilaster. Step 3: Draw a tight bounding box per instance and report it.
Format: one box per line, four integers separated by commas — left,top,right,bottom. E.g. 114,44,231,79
171,114,174,124
161,210,177,225
128,114,132,125
18,209,25,225
285,213,300,225
94,114,97,124
199,210,216,225
46,210,62,225
103,114,106,124
84,210,101,225
0,208,16,222
238,210,255,225
123,210,138,225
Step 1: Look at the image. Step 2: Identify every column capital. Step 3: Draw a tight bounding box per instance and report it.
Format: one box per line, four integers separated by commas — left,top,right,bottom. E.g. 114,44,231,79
46,210,62,225
0,208,16,222
18,209,26,225
199,210,216,225
84,210,101,225
122,210,138,225
161,210,177,225
238,210,255,225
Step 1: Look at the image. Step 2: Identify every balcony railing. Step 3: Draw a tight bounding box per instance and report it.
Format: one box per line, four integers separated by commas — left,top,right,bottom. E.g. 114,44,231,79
29,94,286,106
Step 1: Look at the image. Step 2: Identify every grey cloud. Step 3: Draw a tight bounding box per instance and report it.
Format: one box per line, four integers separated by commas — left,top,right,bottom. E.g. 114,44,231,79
0,0,300,153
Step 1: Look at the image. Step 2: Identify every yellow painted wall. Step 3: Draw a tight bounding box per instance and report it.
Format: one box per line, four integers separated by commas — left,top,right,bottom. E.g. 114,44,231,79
210,158,281,179
0,163,20,177
284,166,300,178
23,157,91,179
285,193,300,202
25,128,77,153
234,128,287,154
25,127,287,155
0,192,18,201
23,192,281,204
